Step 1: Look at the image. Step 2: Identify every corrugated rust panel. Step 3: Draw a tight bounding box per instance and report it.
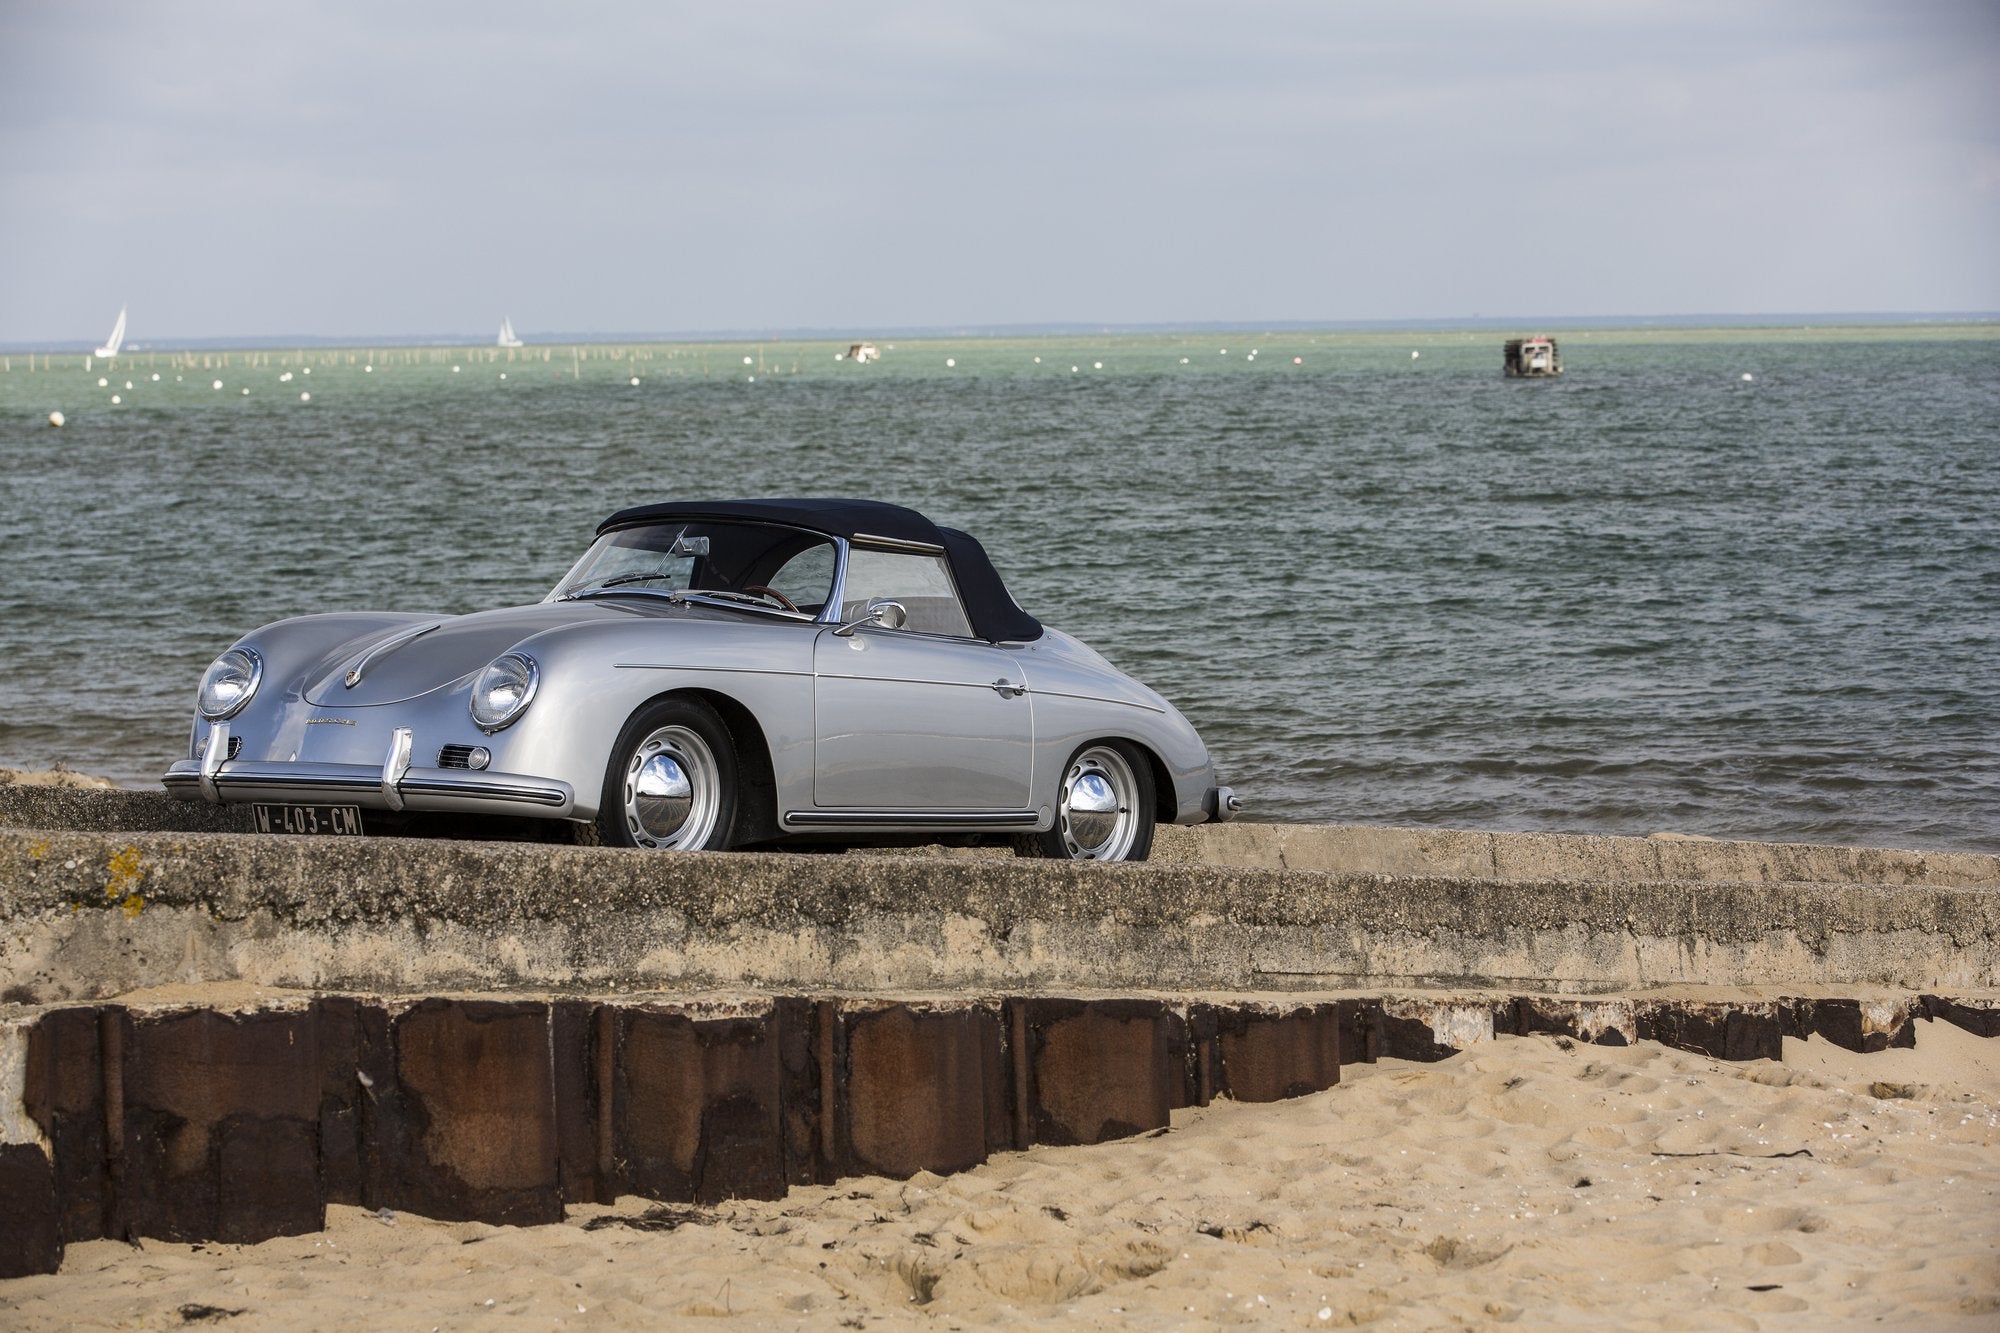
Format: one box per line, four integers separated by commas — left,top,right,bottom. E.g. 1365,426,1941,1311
1634,1000,1782,1062
367,1000,561,1225
119,1007,322,1244
0,1142,61,1277
1783,997,1918,1053
22,1005,109,1244
774,997,821,1188
839,1003,1002,1180
1921,995,2000,1038
1022,999,1177,1146
614,1007,786,1205
551,1000,610,1206
1215,1004,1342,1102
312,996,367,1207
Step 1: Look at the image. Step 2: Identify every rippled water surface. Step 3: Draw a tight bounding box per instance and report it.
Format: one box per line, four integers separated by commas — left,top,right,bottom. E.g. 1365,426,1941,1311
3,328,1996,849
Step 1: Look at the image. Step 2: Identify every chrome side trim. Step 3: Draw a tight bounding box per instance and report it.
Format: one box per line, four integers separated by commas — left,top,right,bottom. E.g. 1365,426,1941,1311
783,810,1040,828
197,721,230,803
343,622,440,688
382,727,414,811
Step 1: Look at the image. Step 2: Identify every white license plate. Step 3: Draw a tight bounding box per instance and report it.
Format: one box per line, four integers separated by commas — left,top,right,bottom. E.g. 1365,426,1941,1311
252,803,365,836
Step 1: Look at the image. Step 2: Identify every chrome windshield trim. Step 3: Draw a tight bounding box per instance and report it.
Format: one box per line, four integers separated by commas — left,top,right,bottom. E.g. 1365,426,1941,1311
849,532,946,555
344,622,441,688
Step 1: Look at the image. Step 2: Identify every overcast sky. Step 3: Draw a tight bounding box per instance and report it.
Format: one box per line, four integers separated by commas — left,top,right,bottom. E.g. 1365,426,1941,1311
3,1,1996,344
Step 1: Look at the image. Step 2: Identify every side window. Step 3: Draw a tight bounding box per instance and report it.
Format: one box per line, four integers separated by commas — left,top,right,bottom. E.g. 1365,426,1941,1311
764,542,836,612
840,549,974,638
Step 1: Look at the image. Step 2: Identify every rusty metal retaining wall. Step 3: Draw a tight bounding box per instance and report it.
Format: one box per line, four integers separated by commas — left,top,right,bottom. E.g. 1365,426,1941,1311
4,989,1997,1278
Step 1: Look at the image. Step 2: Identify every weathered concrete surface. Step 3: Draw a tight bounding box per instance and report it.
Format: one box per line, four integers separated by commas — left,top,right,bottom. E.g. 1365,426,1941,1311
4,828,1998,1004
1154,821,2000,888
7,787,1996,888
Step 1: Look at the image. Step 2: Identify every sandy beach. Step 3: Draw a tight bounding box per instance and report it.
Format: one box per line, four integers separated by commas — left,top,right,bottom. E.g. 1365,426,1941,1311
4,1023,1994,1330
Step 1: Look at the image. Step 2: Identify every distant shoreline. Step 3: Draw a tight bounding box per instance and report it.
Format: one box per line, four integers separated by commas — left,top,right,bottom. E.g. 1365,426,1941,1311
5,313,1998,357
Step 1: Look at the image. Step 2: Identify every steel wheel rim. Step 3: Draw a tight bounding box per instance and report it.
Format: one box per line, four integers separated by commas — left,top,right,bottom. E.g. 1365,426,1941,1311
622,724,721,850
1058,745,1139,861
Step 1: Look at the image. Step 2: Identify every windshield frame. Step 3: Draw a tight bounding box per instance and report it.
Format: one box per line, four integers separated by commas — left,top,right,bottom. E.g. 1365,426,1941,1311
546,519,844,623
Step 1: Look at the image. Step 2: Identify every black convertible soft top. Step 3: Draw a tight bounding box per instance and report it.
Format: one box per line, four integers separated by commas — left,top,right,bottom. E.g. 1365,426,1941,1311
596,498,1043,643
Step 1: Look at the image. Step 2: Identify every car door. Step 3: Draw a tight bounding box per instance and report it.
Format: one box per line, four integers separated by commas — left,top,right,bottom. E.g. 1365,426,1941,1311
811,548,1033,810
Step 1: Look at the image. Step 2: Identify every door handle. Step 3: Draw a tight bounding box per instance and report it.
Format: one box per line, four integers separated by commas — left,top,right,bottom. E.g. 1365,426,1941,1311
991,679,1027,698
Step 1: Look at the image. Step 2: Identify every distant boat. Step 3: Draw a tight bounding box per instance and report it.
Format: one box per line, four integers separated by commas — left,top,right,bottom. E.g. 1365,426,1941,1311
497,317,523,349
846,342,879,363
95,306,128,358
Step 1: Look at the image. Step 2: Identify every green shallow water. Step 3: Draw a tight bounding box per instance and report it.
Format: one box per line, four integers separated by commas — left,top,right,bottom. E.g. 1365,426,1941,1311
3,327,1996,850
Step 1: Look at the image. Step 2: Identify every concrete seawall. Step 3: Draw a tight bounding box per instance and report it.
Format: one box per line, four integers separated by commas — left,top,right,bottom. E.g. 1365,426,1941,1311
2,790,1996,1275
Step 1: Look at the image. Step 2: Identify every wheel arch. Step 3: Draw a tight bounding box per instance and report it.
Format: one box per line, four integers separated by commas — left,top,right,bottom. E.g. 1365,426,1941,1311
630,685,779,847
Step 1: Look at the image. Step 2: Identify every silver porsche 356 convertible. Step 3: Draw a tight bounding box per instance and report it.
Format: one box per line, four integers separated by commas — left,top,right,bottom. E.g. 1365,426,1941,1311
164,498,1236,861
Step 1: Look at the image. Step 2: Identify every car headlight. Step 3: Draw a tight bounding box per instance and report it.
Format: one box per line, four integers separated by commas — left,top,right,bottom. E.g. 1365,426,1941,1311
470,653,539,732
197,648,263,721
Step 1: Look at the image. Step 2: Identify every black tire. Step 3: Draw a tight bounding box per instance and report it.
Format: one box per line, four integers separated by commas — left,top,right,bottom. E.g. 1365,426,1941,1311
595,697,738,851
1015,740,1156,863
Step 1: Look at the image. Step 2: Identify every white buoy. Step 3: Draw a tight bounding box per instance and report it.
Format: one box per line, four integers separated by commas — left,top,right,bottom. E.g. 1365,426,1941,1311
1094,361,1103,369
280,371,293,382
1180,357,1189,364
1741,373,1754,381
629,376,640,386
150,373,160,382
301,367,310,374
97,377,108,387
47,411,64,427
1293,357,1302,365
499,373,507,380
747,375,756,383
365,365,373,373
452,365,461,373
946,358,956,367
1412,351,1420,359
124,380,132,390
241,387,250,395
743,356,753,365
212,380,223,390
110,394,120,404
1071,365,1079,373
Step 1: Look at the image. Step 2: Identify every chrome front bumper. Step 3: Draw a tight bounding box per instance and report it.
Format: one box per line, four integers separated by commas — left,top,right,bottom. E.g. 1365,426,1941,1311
162,723,574,818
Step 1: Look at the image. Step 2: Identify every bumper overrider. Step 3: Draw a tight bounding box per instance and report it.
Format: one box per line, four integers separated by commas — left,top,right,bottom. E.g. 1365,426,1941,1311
162,722,575,818
1206,785,1240,822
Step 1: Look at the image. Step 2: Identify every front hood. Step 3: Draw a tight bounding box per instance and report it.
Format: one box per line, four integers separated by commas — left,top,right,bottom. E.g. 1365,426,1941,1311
301,601,635,706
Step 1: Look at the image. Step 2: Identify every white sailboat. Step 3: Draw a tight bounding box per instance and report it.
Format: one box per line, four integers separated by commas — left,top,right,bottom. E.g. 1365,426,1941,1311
497,317,523,349
95,305,128,358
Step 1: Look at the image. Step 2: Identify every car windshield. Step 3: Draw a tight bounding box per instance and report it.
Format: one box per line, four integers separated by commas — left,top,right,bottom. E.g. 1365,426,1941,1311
550,521,838,616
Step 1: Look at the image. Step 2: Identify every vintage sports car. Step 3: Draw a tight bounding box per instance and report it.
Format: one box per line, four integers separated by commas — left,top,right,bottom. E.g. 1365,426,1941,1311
164,499,1237,861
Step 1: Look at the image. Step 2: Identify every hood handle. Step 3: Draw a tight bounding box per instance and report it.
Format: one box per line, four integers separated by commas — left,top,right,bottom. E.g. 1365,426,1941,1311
343,622,441,689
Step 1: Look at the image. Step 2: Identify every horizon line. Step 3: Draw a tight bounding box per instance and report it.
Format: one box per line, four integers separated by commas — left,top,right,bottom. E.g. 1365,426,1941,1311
6,310,1997,355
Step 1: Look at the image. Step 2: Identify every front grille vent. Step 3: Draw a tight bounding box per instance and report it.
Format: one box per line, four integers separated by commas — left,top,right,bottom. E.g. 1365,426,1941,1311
437,744,481,770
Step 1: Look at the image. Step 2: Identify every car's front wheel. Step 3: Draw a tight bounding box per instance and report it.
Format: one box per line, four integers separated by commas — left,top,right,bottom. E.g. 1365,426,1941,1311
1015,740,1155,862
597,697,737,851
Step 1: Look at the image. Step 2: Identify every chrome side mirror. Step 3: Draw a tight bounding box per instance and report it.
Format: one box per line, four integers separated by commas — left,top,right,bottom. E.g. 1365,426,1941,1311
833,599,908,637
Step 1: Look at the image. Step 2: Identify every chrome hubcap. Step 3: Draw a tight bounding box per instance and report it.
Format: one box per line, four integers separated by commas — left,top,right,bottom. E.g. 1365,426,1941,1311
623,725,720,849
1059,746,1138,860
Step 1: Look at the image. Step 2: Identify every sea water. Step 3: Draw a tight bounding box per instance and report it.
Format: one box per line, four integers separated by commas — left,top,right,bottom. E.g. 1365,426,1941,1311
2,327,1995,850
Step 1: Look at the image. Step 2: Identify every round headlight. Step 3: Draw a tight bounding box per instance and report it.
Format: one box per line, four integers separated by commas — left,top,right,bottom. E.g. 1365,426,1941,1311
470,653,539,731
197,648,263,721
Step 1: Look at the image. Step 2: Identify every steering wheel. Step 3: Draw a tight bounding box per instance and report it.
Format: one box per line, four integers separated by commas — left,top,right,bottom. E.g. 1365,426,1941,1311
741,584,800,612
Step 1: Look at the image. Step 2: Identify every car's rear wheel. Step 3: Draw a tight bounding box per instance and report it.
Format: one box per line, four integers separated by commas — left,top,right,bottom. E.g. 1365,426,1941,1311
1015,740,1155,863
597,697,737,851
